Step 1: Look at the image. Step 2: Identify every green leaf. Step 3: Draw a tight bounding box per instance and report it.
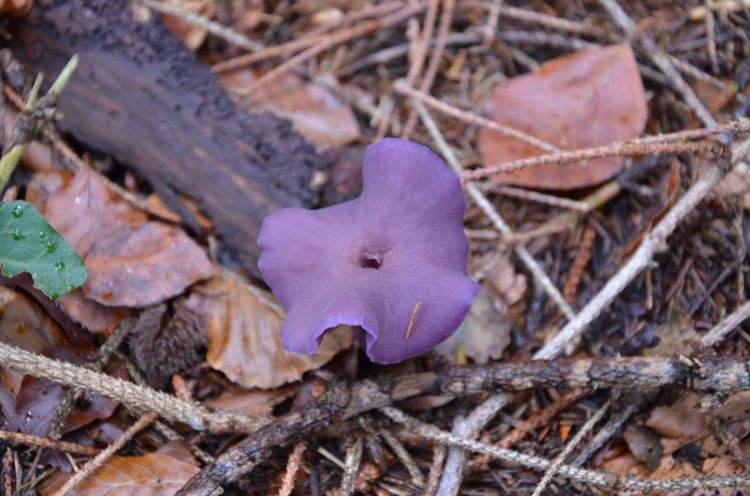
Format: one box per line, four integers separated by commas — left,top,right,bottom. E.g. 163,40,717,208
0,200,87,298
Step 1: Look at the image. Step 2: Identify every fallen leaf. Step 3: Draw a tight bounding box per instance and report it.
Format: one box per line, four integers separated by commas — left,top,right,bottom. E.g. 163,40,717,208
206,385,297,417
643,306,696,357
188,276,353,389
623,424,662,473
646,392,710,441
479,44,648,189
219,70,360,149
42,165,215,307
458,287,511,363
484,255,527,305
159,0,216,51
0,287,118,436
40,440,200,495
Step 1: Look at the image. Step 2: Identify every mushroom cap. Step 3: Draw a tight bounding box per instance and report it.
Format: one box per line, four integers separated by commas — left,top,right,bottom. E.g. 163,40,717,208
258,138,479,364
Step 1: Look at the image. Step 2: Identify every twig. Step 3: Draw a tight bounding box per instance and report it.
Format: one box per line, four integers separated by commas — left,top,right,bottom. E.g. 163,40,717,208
381,406,750,492
496,5,607,37
464,140,718,181
598,0,716,128
413,99,577,320
563,227,597,302
278,443,306,496
0,341,267,433
177,355,750,495
340,438,364,496
379,429,424,485
700,300,750,348
237,2,426,96
572,391,654,467
423,445,446,496
51,412,158,496
469,389,590,471
393,79,559,153
531,398,612,496
0,430,98,456
136,0,264,52
211,2,405,73
437,394,507,496
402,0,454,139
534,138,744,359
497,185,590,212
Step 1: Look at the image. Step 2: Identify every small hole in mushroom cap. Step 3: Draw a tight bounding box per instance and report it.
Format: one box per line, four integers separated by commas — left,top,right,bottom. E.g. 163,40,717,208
359,251,382,270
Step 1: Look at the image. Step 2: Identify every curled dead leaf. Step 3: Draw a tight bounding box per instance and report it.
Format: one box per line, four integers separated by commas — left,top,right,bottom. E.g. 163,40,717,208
189,276,352,389
479,44,648,189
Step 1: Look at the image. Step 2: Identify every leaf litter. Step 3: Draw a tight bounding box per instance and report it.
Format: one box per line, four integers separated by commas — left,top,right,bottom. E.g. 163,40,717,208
1,1,750,495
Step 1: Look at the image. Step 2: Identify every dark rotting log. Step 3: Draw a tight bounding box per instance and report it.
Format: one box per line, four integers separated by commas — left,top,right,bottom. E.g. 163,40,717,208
9,0,321,276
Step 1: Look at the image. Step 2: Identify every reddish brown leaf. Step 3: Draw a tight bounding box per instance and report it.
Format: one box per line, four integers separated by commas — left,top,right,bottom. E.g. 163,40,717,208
479,44,648,189
42,166,215,308
188,276,352,389
40,441,200,496
0,287,118,436
206,385,297,417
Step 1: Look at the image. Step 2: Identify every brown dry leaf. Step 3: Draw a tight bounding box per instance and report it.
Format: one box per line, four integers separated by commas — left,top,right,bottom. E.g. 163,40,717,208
479,44,648,189
459,287,511,363
0,287,118,435
484,255,527,305
646,392,710,441
188,276,353,389
643,306,696,357
42,165,215,308
40,440,200,496
219,70,360,149
622,424,662,473
206,385,297,417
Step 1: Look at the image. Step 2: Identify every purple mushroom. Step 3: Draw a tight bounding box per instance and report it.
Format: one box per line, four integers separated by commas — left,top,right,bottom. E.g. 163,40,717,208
257,138,479,364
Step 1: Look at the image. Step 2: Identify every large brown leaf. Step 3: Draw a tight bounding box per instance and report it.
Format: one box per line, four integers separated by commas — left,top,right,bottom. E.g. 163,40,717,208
479,44,648,189
0,287,118,435
42,166,215,308
188,276,352,389
40,441,200,496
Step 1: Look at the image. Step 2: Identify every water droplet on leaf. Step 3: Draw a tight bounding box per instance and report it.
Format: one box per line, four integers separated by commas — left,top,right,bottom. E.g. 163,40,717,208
55,261,65,271
10,229,24,240
11,205,24,218
45,240,58,253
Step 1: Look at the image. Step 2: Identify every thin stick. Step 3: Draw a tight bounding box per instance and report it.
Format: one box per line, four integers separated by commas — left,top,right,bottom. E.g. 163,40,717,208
51,412,158,496
278,443,306,496
393,79,559,153
402,0,455,139
531,398,612,496
340,437,364,496
0,341,267,433
136,0,264,52
424,445,446,496
437,394,507,496
0,430,98,456
380,429,424,485
496,5,606,37
497,185,590,212
535,137,748,359
413,100,576,320
534,167,727,358
464,140,717,181
700,300,750,348
598,0,716,128
381,406,750,492
238,2,426,96
212,2,405,73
